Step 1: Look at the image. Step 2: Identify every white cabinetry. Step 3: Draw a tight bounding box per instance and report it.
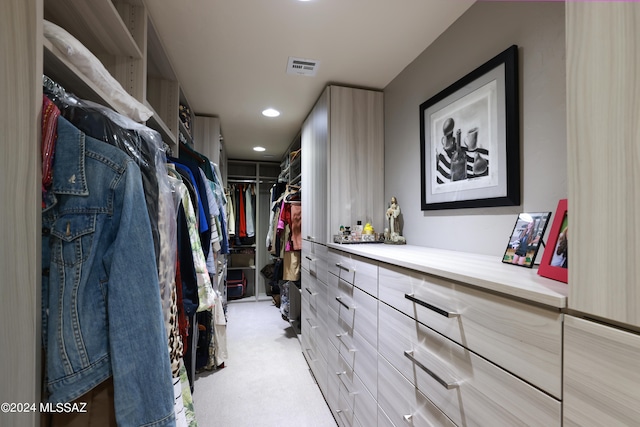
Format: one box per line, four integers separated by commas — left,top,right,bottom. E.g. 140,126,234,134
326,249,378,427
316,243,566,427
301,85,384,244
564,3,640,424
301,88,328,244
567,0,640,329
564,316,640,426
301,240,329,394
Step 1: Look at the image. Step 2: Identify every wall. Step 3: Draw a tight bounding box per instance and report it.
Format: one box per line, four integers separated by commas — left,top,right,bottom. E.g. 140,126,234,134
384,1,566,257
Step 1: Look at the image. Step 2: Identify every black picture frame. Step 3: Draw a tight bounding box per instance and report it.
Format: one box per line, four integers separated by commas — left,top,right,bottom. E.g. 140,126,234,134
420,45,520,210
502,211,551,268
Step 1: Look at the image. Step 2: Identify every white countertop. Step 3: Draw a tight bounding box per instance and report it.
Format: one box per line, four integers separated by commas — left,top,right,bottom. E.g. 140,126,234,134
327,243,568,309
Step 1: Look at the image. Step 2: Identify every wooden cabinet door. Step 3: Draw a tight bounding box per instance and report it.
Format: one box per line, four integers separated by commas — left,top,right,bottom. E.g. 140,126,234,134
564,315,640,426
328,86,384,236
567,2,640,327
301,87,328,243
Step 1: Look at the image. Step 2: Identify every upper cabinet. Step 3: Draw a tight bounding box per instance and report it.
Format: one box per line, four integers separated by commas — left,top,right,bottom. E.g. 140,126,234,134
566,2,640,328
301,88,329,243
43,0,195,157
301,85,384,244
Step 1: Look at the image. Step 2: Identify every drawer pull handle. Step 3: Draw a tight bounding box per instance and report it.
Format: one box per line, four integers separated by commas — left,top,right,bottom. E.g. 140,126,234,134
305,287,317,296
335,296,351,310
306,348,317,362
307,235,315,241
336,332,358,353
403,414,413,423
335,263,353,273
404,350,459,390
348,391,359,396
305,255,316,261
336,371,346,376
405,293,459,318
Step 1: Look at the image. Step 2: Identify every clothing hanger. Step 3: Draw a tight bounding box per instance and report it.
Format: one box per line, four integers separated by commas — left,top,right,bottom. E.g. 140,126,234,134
178,140,206,164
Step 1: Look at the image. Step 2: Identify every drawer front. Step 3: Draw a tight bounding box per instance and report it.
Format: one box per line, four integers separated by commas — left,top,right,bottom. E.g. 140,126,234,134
303,269,328,317
379,303,561,427
327,349,378,427
378,406,394,427
564,316,640,426
303,341,328,396
328,249,378,297
327,273,378,349
378,354,456,427
378,264,562,398
302,290,329,361
302,242,329,284
327,327,378,397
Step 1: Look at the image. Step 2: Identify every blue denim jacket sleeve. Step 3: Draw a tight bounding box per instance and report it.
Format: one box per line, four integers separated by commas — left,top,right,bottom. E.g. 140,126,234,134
105,156,175,426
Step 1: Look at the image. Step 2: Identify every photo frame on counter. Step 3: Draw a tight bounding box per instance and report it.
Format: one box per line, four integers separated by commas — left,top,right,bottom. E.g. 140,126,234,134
538,199,568,283
420,45,520,210
502,211,551,268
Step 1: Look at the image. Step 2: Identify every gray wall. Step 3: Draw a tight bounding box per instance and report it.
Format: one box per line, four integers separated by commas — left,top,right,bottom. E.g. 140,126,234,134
384,1,566,257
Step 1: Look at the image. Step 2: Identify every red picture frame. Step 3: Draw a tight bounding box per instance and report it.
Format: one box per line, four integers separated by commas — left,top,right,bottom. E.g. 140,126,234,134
538,199,568,283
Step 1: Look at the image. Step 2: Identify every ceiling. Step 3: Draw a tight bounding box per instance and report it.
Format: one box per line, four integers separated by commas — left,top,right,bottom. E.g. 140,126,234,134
144,0,476,162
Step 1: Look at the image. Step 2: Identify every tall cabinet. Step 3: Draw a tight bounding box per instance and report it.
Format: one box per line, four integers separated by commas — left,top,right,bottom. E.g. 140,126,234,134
300,85,385,412
302,85,385,245
564,3,640,425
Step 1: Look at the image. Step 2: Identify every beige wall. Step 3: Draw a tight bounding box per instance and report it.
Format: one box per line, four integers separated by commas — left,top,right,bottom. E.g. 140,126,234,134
384,1,566,257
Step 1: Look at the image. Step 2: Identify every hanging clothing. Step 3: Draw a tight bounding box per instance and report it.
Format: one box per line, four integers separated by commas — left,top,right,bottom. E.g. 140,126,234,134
41,116,174,426
41,95,60,207
238,184,247,238
226,188,236,238
245,184,255,238
176,176,216,312
43,84,164,266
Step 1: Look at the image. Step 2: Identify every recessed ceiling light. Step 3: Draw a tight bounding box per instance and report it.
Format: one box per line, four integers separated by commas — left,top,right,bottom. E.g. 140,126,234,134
262,108,280,117
253,146,266,152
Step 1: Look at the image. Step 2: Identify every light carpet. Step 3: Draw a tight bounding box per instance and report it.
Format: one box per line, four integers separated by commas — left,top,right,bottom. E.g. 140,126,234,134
192,300,337,427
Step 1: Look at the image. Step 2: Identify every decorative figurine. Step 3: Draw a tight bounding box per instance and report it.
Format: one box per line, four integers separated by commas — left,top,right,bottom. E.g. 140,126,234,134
385,196,406,244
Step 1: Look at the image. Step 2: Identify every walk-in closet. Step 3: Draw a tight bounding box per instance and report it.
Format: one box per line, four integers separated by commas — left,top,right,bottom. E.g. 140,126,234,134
3,1,640,427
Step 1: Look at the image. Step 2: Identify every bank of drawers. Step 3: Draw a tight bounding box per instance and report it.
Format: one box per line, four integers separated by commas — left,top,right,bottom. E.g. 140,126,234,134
327,343,378,427
301,241,330,395
378,264,563,398
326,255,378,395
378,354,455,427
378,302,561,426
327,248,378,297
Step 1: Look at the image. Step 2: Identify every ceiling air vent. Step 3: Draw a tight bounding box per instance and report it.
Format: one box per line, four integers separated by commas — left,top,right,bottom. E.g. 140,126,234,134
286,57,319,77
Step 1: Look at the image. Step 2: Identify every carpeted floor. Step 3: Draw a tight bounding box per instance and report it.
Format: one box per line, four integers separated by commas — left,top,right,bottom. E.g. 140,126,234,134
192,300,337,427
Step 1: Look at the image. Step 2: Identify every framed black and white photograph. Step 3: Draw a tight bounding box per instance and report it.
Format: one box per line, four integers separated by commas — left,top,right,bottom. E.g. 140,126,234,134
420,45,520,210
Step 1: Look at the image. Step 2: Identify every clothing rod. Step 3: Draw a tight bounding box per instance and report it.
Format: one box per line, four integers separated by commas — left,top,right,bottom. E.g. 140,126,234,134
227,178,278,184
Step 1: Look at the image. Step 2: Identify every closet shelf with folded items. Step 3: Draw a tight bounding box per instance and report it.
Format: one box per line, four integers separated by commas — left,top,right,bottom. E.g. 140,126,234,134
43,0,197,157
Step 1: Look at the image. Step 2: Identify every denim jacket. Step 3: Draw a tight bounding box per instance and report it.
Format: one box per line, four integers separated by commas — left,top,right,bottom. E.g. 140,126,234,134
42,116,175,426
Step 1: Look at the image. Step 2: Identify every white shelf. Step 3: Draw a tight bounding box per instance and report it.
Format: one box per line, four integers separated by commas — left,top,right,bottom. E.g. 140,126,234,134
144,101,177,148
44,0,143,59
43,39,127,116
